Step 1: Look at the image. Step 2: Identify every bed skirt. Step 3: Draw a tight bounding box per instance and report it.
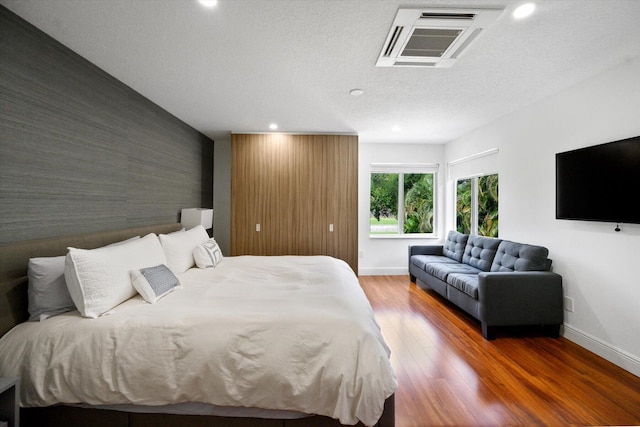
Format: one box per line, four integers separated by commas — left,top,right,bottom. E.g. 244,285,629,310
21,394,395,427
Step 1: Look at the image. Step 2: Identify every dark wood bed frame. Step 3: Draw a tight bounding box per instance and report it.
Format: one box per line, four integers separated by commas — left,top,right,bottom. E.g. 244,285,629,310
0,223,394,427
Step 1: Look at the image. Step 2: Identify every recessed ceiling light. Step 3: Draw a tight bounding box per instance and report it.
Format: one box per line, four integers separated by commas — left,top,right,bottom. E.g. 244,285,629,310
269,123,278,130
513,3,536,19
392,126,401,132
350,89,364,96
198,0,218,8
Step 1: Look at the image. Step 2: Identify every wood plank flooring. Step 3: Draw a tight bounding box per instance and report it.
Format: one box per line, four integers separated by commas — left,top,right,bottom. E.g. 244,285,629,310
359,275,640,427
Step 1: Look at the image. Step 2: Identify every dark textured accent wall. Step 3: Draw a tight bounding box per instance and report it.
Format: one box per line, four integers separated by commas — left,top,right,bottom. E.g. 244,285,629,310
0,7,213,244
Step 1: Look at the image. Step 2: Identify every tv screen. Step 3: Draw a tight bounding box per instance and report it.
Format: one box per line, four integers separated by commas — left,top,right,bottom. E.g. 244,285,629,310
556,136,640,224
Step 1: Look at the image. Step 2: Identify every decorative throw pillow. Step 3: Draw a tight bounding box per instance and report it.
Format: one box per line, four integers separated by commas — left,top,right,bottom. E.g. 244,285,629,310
131,264,181,304
27,256,75,321
193,238,224,269
65,233,166,318
158,225,210,274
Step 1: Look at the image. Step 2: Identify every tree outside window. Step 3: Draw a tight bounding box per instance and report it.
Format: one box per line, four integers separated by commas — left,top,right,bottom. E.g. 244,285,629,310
456,173,498,237
370,171,436,236
456,178,472,234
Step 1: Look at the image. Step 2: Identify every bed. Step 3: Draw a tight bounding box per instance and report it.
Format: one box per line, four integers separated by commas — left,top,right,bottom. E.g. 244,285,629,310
0,223,396,427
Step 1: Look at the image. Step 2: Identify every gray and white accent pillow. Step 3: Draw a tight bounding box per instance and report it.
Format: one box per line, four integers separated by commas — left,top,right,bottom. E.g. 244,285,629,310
193,238,224,269
28,256,76,321
131,264,181,304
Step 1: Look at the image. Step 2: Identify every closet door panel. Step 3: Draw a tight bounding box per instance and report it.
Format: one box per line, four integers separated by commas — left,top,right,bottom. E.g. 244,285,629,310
294,135,327,256
231,134,263,255
325,135,358,273
261,134,297,256
232,133,298,256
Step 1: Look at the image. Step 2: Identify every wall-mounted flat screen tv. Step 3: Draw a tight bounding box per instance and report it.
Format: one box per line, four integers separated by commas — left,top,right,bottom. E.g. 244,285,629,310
556,136,640,224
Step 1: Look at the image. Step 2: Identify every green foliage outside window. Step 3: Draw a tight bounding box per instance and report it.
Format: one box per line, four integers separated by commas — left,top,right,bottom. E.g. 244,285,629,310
404,174,434,233
370,172,435,235
456,179,472,234
456,174,498,238
478,174,499,238
370,173,398,222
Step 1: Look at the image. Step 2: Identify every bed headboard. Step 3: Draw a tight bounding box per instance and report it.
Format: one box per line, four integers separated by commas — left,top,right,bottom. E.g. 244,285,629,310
0,223,183,337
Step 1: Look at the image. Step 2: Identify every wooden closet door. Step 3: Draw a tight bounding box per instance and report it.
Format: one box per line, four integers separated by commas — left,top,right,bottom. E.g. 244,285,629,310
261,134,297,256
232,133,358,273
231,134,262,255
232,133,302,256
325,135,358,273
293,135,327,256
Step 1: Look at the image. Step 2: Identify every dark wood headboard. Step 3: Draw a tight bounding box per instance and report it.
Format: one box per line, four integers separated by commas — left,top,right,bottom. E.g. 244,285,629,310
0,223,183,337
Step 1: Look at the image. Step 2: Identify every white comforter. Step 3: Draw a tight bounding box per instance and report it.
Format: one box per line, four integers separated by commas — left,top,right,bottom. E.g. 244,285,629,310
0,256,397,426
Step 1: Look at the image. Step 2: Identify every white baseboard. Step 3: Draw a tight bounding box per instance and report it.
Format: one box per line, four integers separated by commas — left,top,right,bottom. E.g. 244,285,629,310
358,267,408,276
563,324,640,378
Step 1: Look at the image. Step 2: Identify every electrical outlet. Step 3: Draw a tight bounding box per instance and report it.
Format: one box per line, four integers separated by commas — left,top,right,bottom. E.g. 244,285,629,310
564,296,574,312
358,251,364,259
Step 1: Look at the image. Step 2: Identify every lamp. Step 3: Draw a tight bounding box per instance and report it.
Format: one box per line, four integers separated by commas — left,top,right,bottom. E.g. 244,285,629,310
181,208,213,230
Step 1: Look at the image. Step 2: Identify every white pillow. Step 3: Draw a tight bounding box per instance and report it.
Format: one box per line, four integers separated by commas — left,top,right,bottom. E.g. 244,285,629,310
161,227,185,235
131,264,181,304
26,236,141,321
65,233,166,318
28,256,75,321
193,238,224,269
105,236,141,247
159,225,209,274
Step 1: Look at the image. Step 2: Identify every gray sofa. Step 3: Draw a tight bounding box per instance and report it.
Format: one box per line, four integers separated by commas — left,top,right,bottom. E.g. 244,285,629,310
409,231,563,340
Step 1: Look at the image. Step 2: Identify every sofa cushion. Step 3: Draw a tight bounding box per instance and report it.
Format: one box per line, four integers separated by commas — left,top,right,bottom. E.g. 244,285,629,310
410,255,458,270
462,235,502,271
443,231,469,262
425,262,482,282
447,273,479,299
491,240,552,272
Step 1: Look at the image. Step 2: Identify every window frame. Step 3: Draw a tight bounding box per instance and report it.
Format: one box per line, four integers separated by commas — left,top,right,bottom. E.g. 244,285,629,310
369,163,439,239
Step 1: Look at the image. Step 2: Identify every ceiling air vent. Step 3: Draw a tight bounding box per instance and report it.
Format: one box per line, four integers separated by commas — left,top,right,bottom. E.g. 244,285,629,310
376,7,504,68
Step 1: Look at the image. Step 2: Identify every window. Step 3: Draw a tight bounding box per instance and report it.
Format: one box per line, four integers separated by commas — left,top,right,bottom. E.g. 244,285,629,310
456,173,498,237
370,164,437,236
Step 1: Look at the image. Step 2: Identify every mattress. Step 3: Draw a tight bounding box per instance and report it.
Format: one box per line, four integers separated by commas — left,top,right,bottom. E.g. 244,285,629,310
0,255,397,426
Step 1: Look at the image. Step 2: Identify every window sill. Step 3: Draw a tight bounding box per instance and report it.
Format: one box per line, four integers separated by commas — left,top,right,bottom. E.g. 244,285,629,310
369,234,439,240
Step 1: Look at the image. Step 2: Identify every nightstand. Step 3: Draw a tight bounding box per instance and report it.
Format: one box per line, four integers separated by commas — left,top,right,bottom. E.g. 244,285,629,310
0,378,19,427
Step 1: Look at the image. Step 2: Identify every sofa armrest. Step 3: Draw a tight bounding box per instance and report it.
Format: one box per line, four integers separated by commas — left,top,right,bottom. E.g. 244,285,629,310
408,245,443,257
478,271,563,326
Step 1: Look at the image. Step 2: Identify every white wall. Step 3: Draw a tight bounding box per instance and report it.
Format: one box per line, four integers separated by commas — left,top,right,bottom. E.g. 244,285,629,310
358,143,445,275
445,56,640,376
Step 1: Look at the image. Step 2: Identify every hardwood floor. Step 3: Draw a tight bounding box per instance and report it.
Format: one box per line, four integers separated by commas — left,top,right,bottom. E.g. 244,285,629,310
359,275,640,427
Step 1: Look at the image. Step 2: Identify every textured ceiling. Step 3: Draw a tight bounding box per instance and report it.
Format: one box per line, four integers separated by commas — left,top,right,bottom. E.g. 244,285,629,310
2,0,640,144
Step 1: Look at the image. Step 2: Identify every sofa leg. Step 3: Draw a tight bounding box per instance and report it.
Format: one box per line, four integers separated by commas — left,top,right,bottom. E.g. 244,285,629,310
482,323,496,340
543,324,561,338
409,274,416,283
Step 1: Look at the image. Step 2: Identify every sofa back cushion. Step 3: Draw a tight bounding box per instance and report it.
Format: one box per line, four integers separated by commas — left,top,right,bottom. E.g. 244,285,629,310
462,235,502,271
490,240,552,272
443,231,469,262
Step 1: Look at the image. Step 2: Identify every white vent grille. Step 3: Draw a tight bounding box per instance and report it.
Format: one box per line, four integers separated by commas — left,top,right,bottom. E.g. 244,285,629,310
376,7,504,68
420,12,476,20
